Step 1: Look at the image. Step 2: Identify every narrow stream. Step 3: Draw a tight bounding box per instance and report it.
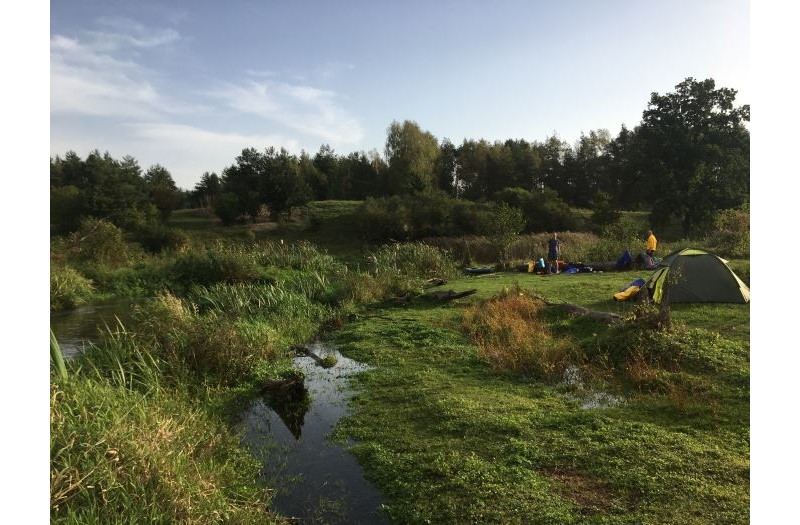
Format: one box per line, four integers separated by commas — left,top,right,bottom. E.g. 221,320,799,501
238,341,388,524
50,298,141,358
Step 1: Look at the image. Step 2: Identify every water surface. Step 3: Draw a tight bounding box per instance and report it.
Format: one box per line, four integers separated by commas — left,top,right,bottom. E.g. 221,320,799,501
50,298,141,358
238,342,388,524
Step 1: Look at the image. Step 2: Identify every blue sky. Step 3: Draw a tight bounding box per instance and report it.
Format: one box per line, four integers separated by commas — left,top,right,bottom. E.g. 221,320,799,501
50,0,750,189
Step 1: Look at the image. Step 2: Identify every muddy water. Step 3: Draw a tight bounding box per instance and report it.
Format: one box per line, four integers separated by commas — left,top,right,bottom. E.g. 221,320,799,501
50,298,141,358
238,342,388,524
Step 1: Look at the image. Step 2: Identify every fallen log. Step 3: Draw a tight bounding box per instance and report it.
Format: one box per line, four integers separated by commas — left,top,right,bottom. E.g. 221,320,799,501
420,289,478,301
530,293,623,325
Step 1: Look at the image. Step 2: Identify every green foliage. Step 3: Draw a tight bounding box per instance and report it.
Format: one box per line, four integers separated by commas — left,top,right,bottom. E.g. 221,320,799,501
50,185,83,233
50,329,68,381
50,377,271,523
636,78,750,234
70,218,129,267
493,187,581,233
133,222,190,253
589,191,621,231
170,244,265,287
708,206,749,258
385,120,440,194
357,194,494,242
487,202,525,266
50,265,95,311
213,191,243,225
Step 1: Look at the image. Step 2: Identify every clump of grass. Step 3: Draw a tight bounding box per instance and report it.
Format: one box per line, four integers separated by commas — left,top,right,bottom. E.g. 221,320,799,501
373,242,460,280
50,378,273,523
50,264,95,311
189,282,334,322
319,355,338,368
463,287,572,379
133,292,287,384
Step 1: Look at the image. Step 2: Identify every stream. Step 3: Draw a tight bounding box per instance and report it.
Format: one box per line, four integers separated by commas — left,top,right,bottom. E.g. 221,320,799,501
50,297,141,358
238,341,388,524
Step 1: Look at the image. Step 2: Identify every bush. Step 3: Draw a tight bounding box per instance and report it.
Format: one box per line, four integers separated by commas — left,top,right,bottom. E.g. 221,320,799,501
70,218,129,267
707,206,749,258
357,194,495,242
463,289,572,380
493,187,581,233
589,191,621,232
213,192,243,225
50,265,94,310
133,223,190,253
50,185,83,233
487,203,525,267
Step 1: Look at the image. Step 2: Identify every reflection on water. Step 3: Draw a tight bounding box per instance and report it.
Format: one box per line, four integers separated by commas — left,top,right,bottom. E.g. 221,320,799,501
238,342,388,524
50,298,141,358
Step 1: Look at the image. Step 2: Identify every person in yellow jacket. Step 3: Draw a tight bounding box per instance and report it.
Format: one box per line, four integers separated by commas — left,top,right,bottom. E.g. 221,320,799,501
646,230,657,257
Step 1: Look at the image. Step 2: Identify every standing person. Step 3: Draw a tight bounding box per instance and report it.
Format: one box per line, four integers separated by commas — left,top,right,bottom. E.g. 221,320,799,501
547,232,561,274
646,230,657,258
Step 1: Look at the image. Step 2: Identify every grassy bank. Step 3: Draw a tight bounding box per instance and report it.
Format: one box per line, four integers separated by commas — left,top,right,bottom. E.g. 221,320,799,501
333,272,749,523
50,237,459,523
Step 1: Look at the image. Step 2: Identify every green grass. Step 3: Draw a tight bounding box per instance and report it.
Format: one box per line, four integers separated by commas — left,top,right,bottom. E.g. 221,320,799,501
51,212,749,524
333,270,750,524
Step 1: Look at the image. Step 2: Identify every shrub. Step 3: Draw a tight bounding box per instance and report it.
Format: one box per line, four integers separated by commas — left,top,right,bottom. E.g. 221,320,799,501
589,191,621,232
707,206,749,258
463,289,572,379
133,293,280,383
70,218,129,267
357,194,495,241
50,265,94,311
493,187,581,233
133,223,190,253
213,192,243,225
487,203,525,267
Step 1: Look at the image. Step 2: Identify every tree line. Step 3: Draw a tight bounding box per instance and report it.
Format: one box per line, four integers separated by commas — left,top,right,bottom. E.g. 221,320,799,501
51,77,749,235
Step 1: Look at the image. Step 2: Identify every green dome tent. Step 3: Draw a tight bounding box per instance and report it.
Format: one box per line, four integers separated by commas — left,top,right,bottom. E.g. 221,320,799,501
643,248,750,304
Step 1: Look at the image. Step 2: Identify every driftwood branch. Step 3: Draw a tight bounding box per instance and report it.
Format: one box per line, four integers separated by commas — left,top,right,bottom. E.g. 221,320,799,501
291,344,322,364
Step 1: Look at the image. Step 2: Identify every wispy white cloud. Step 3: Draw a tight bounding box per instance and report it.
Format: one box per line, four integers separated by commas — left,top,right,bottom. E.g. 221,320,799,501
50,22,179,118
51,17,364,186
93,16,181,49
208,79,364,144
128,122,301,152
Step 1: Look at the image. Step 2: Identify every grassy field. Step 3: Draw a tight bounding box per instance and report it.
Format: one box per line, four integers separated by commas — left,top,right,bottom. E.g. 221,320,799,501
53,204,749,523
334,271,750,524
